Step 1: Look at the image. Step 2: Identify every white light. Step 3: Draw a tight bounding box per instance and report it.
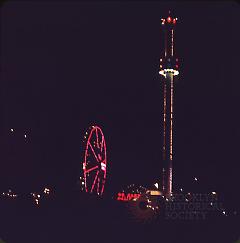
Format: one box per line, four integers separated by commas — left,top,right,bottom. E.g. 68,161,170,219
212,191,217,195
194,177,198,181
180,188,183,192
222,211,226,215
10,128,14,132
159,69,179,77
101,162,106,171
82,181,84,185
154,183,159,189
148,190,161,196
44,188,50,194
24,134,27,138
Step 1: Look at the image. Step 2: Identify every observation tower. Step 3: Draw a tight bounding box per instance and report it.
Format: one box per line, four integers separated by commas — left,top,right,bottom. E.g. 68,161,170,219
159,11,179,198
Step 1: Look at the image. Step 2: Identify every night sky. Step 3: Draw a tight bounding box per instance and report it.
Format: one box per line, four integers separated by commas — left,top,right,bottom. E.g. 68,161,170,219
0,2,239,205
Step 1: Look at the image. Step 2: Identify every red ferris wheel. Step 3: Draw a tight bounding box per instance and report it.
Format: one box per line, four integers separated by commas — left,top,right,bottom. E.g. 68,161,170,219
82,125,107,195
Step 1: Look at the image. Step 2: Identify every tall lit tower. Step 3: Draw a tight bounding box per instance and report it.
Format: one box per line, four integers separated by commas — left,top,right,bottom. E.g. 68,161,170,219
159,11,179,197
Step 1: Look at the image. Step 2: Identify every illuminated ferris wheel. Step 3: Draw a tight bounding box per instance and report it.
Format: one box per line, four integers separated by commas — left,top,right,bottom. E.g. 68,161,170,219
82,125,107,195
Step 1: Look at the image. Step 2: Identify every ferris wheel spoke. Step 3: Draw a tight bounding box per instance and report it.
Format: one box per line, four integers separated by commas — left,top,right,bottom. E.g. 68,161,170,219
91,171,99,193
101,179,105,195
85,165,98,174
88,142,99,163
97,177,100,194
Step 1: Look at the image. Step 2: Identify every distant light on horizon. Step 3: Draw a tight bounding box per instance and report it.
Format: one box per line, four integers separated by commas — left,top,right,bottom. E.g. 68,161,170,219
44,188,50,194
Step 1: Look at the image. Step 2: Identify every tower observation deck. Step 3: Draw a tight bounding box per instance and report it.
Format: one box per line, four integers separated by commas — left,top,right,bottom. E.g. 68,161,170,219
159,11,179,198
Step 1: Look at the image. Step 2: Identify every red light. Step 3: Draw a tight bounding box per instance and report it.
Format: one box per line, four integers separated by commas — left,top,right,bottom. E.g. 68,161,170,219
176,64,179,68
173,18,176,24
167,17,172,23
117,192,141,201
117,193,122,200
176,58,178,62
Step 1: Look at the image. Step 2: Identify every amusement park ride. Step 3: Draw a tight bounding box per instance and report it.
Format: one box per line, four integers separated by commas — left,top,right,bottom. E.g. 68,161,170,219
159,11,179,197
80,125,107,196
79,11,179,221
80,11,179,201
75,13,229,224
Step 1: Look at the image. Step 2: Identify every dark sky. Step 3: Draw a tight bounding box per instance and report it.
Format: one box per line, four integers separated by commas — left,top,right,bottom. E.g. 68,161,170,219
0,2,239,203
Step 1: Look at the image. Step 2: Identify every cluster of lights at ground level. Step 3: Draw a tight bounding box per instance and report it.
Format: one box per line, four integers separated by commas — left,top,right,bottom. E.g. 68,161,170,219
0,185,237,217
115,179,238,218
1,187,51,206
1,128,236,217
10,128,28,139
